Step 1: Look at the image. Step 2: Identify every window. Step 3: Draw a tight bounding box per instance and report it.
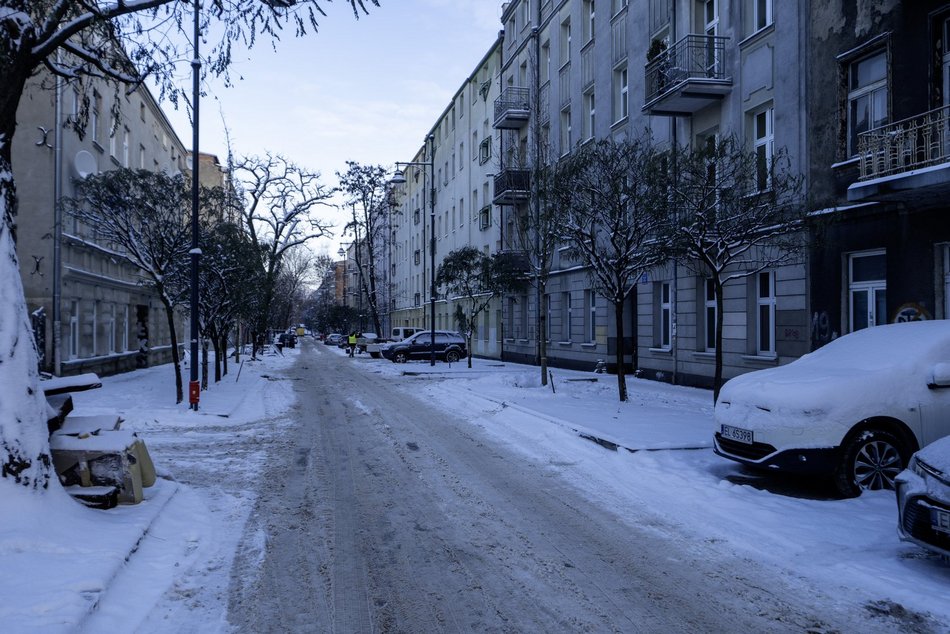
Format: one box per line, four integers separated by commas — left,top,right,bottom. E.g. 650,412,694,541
659,282,671,349
613,66,629,123
848,50,887,156
479,137,492,164
139,101,146,121
91,92,101,144
612,0,628,15
756,271,775,355
586,290,597,342
139,144,146,170
584,92,596,140
508,297,517,338
754,106,774,191
122,127,130,167
560,107,572,155
109,116,118,157
121,306,129,352
754,0,773,31
562,292,573,340
848,251,886,332
69,300,79,359
541,41,551,83
584,0,596,42
704,278,717,351
479,205,492,230
459,143,464,171
472,132,478,160
560,17,572,66
106,303,116,354
522,0,531,28
545,294,553,340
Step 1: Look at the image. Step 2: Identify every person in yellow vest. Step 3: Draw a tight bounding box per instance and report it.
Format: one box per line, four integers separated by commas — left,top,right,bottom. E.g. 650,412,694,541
347,332,357,357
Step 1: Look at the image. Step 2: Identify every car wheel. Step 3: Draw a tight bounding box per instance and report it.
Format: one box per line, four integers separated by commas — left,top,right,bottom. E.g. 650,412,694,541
445,350,460,363
834,429,908,497
393,351,408,363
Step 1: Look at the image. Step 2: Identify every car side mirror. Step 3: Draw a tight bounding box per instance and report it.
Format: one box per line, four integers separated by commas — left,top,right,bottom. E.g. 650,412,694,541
928,362,950,389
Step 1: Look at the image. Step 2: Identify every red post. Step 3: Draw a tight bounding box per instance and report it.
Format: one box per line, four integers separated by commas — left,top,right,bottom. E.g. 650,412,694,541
189,380,200,407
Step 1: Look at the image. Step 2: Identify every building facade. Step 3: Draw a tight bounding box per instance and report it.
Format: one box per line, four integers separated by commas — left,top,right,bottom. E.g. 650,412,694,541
386,0,949,386
389,38,507,357
807,1,950,344
15,71,190,377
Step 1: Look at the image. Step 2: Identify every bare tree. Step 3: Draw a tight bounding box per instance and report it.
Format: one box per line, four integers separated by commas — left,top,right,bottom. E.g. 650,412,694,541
234,153,334,356
550,137,670,403
337,162,391,336
665,135,806,402
0,0,376,496
65,169,195,403
437,246,528,368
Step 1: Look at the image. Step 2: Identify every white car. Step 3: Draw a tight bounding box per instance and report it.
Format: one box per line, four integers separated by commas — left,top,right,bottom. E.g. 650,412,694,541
896,436,950,559
714,321,950,497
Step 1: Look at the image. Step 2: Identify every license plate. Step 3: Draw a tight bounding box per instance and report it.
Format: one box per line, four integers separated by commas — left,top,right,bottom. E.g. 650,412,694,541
933,508,950,535
721,424,753,445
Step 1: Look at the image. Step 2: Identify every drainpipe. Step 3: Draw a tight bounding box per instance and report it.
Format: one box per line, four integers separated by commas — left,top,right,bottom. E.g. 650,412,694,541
53,52,64,376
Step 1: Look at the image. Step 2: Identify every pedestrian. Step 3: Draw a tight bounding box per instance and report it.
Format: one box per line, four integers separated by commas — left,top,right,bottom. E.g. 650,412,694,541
347,331,357,357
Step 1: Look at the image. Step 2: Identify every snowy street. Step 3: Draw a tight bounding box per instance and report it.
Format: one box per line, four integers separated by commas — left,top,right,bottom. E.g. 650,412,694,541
4,338,948,633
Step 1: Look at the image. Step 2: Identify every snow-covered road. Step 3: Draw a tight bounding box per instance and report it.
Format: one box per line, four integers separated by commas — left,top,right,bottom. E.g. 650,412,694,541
218,344,924,633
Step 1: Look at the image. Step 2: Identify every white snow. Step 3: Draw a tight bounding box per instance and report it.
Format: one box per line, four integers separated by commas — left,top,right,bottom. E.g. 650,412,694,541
0,340,948,632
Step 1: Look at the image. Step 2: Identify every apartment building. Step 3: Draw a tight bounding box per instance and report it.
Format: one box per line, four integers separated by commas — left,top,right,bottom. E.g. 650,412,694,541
15,71,190,377
489,0,807,385
807,1,950,342
389,38,506,357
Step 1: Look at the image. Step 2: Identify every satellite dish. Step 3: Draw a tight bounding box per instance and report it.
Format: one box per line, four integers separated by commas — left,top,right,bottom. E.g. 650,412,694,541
73,150,96,179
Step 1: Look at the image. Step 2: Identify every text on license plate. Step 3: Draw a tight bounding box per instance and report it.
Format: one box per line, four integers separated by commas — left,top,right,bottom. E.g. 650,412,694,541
721,425,753,445
933,508,950,535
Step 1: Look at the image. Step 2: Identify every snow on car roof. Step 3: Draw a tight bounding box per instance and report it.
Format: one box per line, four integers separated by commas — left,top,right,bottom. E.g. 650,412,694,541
720,321,950,413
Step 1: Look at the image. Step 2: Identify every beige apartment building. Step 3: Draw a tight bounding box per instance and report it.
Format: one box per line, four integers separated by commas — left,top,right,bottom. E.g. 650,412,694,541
15,71,191,377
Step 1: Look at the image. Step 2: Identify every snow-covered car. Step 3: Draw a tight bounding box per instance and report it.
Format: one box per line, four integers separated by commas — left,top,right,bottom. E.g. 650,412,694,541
896,436,950,559
714,321,950,497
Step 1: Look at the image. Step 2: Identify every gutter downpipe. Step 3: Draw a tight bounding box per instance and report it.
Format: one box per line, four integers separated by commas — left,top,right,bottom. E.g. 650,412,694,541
53,51,64,376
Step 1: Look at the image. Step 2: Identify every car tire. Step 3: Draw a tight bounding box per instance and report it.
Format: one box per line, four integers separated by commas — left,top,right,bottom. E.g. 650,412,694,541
833,429,909,497
445,350,460,363
393,351,408,363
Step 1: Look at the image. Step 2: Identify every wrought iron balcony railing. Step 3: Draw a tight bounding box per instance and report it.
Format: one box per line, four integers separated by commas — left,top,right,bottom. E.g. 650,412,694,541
643,34,730,110
856,104,950,180
493,86,531,129
492,169,531,205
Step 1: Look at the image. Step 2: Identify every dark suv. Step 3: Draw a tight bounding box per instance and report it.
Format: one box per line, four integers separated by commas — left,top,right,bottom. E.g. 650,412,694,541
381,330,466,363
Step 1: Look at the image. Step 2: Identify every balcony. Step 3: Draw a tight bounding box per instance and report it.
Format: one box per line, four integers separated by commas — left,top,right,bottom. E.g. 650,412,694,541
492,169,531,205
848,104,950,203
493,86,531,129
497,249,532,274
642,34,732,116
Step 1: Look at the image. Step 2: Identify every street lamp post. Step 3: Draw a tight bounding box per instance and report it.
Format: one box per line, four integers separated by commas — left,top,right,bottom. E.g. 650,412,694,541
188,0,201,411
389,134,436,366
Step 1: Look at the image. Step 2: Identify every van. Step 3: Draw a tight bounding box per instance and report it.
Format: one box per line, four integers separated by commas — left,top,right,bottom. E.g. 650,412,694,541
390,327,420,342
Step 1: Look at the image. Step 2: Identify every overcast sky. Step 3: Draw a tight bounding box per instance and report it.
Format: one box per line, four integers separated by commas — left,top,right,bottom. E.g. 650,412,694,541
160,0,504,257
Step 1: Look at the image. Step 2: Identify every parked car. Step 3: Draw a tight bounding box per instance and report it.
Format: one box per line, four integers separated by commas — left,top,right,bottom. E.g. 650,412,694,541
713,321,950,497
380,330,466,363
896,436,950,559
324,333,344,346
275,332,296,348
365,327,421,358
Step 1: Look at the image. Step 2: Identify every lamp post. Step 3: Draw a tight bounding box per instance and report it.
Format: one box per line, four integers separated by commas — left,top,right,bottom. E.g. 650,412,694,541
188,0,201,411
389,134,436,366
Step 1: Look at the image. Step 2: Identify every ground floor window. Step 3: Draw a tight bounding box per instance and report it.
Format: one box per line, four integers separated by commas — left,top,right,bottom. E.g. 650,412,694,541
69,300,79,359
848,250,886,331
756,271,776,355
657,282,671,349
585,290,596,343
704,279,717,351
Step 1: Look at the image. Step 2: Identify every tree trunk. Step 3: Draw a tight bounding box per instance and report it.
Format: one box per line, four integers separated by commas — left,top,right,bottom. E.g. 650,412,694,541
614,300,628,402
539,279,548,387
159,296,184,404
713,282,725,403
201,337,209,391
0,60,57,491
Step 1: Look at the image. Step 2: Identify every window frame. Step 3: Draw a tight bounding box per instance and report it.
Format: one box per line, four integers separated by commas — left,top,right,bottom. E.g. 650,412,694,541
847,50,888,157
755,271,776,355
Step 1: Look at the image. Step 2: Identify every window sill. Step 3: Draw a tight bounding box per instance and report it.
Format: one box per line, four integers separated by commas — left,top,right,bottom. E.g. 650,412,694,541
580,342,597,349
92,141,105,154
610,116,629,131
648,346,672,355
738,23,775,49
557,340,573,347
692,351,716,360
741,353,779,365
831,157,860,170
